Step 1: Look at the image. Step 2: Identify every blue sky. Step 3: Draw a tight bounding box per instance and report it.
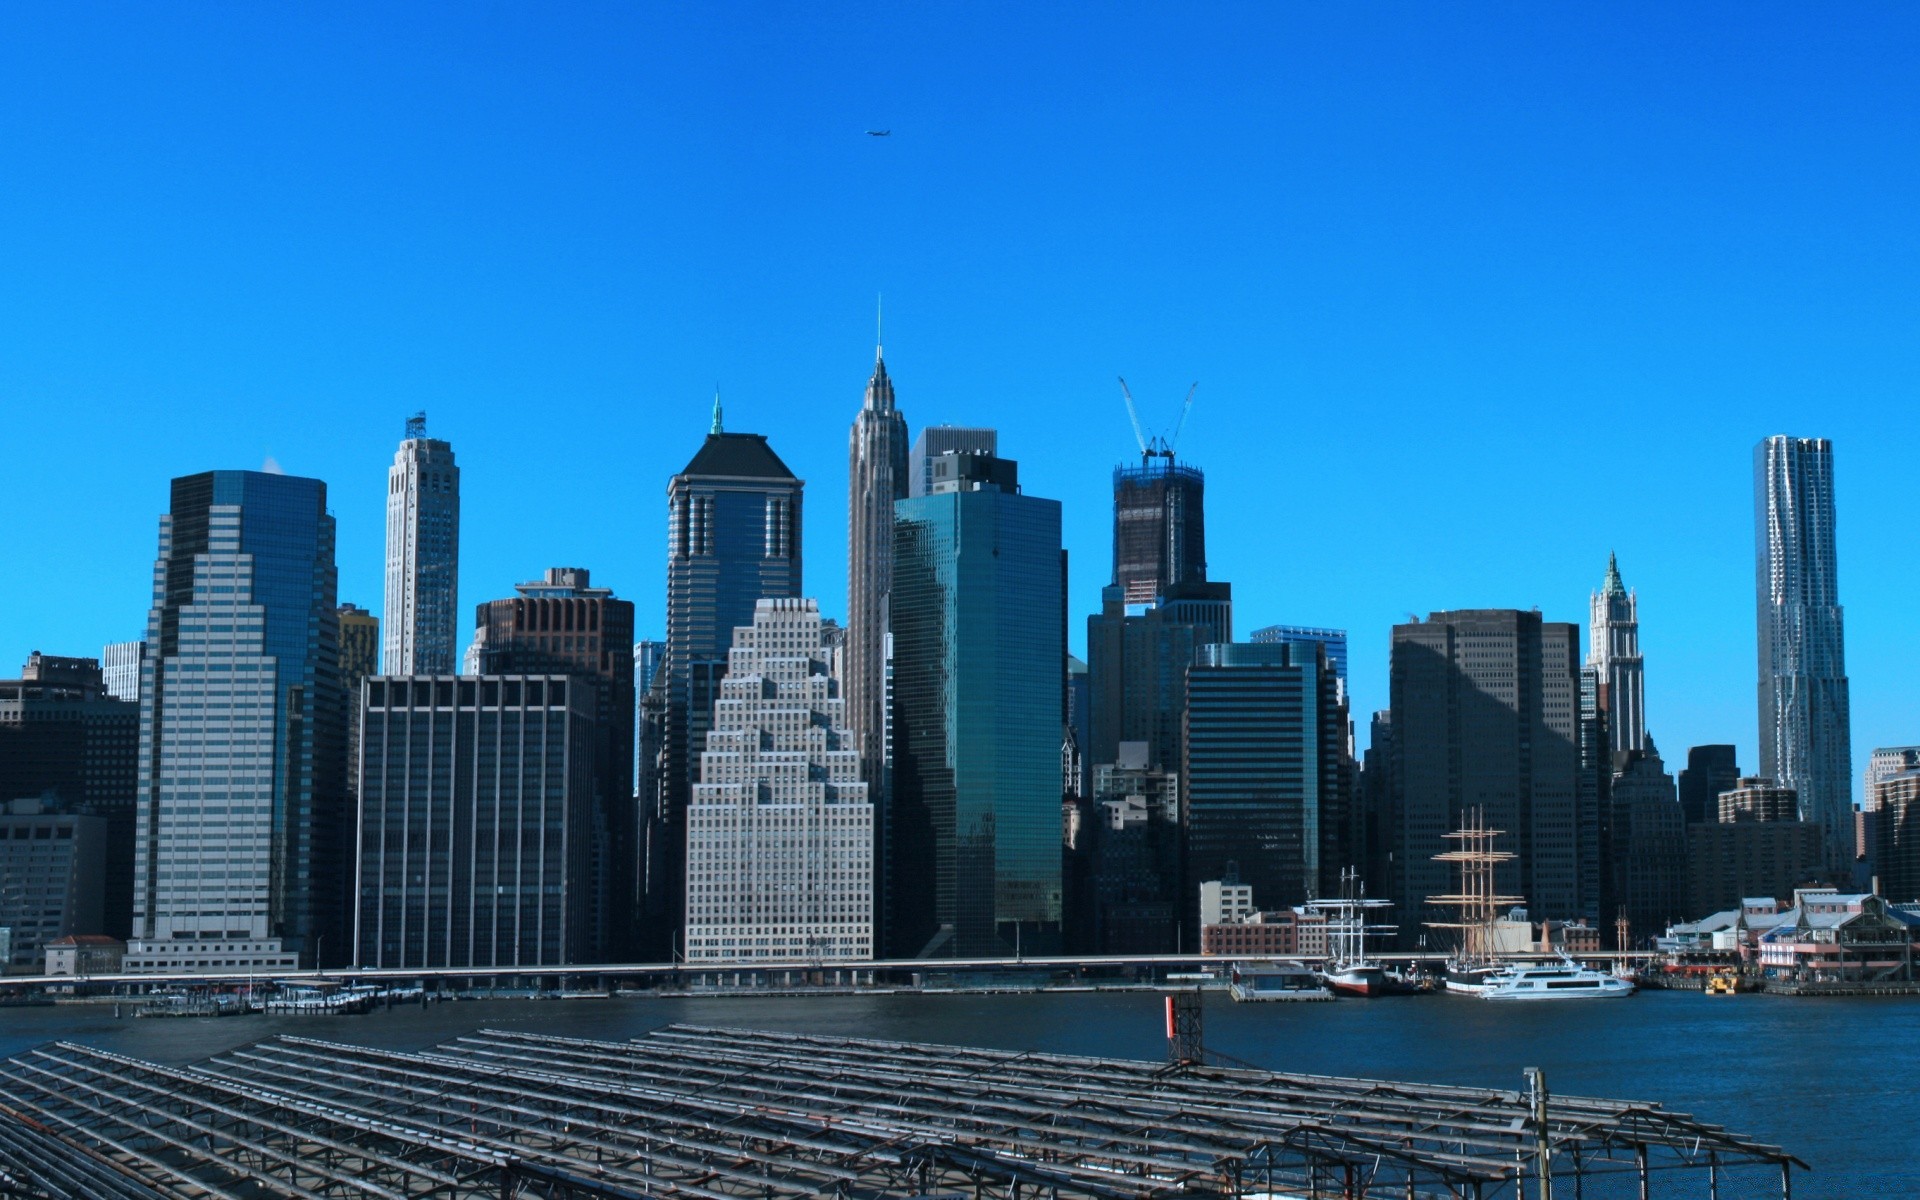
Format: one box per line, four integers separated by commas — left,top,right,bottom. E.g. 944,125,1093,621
3,5,1916,789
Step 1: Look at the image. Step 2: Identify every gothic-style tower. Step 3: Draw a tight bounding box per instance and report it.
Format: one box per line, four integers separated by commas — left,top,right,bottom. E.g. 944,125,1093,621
1588,552,1646,754
847,335,908,936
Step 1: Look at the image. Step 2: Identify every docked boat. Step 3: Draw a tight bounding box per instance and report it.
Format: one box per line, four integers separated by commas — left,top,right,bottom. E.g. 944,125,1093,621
1228,961,1335,1002
1478,958,1635,1001
1443,961,1507,996
1307,869,1399,998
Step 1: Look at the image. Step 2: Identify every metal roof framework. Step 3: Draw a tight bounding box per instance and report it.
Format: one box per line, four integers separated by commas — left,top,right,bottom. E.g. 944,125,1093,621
0,1024,1801,1200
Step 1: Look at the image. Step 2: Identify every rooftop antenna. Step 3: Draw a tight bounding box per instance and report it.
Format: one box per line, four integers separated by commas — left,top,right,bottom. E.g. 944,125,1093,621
876,293,884,362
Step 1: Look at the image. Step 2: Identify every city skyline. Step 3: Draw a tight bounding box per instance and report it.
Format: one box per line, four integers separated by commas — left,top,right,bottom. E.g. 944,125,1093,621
4,7,1919,792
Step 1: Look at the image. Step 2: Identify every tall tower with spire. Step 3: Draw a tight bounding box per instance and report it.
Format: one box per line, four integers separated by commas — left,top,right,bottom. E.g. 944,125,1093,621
847,328,908,941
1587,552,1646,754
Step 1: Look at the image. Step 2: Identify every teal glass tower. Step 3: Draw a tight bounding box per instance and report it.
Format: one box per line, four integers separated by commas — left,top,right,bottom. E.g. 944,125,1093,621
890,451,1064,958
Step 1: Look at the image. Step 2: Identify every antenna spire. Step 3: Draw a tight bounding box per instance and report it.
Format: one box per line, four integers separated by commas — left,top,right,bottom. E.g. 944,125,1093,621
875,293,884,363
711,387,724,435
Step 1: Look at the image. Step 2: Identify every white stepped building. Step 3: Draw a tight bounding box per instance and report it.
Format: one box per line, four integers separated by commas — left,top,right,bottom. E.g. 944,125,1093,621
684,598,873,962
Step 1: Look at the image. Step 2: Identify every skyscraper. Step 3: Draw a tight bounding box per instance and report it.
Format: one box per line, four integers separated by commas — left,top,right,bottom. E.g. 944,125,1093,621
473,568,635,957
100,639,145,703
1086,582,1231,781
908,426,996,498
383,413,460,675
1587,552,1646,754
1183,641,1352,931
1677,744,1741,825
127,471,345,972
654,408,803,956
337,604,379,689
0,655,138,938
1754,435,1853,862
1251,625,1349,692
1388,610,1593,929
354,674,598,968
1111,454,1206,607
847,342,908,942
683,599,873,963
891,450,1064,957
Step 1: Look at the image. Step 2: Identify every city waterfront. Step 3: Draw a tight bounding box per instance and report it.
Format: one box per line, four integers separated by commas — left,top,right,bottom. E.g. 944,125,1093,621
0,988,1900,1197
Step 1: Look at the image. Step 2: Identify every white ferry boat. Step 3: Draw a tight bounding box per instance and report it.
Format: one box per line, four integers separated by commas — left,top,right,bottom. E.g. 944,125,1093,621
1479,959,1635,1001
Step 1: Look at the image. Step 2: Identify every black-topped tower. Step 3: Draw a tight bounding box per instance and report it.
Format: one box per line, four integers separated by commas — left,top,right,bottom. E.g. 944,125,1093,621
646,398,804,956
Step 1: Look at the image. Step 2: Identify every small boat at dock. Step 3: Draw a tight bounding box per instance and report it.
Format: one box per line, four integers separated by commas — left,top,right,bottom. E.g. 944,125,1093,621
1228,961,1335,1002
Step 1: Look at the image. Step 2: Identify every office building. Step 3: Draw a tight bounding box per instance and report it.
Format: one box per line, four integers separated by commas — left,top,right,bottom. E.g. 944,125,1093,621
632,639,665,794
1183,641,1352,930
354,675,598,969
683,599,872,962
1866,747,1920,798
383,413,460,674
338,604,379,687
1073,742,1180,954
1251,625,1349,691
1608,749,1688,945
126,470,345,973
1086,582,1232,778
100,639,145,703
656,410,804,956
1873,771,1920,903
1687,774,1829,919
1587,553,1646,754
0,655,139,938
1388,610,1593,928
1677,745,1741,825
1754,435,1853,863
0,798,107,973
1112,455,1206,607
847,343,908,945
891,450,1063,957
907,425,996,498
473,568,636,957
1718,776,1800,824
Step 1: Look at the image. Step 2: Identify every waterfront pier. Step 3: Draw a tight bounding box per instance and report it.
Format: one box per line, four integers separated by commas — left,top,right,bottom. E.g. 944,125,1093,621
0,1023,1799,1198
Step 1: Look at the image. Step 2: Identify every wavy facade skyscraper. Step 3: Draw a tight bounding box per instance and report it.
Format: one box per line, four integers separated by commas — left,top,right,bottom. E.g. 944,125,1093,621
1754,435,1853,865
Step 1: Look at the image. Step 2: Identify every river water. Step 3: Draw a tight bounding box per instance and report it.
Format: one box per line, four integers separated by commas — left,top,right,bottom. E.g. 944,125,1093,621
0,988,1898,1197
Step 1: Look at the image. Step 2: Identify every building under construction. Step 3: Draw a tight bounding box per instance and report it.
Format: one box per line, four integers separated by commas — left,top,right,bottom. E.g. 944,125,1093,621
1112,379,1207,607
0,1023,1800,1198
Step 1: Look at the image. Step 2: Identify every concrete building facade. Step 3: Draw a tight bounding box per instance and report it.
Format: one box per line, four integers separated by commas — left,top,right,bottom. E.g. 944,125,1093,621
683,599,872,963
383,414,460,675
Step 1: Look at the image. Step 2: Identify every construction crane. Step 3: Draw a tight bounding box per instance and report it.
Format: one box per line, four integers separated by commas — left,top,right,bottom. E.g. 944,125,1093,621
1116,377,1200,463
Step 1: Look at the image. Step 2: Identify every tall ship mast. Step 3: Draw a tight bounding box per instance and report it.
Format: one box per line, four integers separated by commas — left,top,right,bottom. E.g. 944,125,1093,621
1425,809,1525,994
1306,867,1398,997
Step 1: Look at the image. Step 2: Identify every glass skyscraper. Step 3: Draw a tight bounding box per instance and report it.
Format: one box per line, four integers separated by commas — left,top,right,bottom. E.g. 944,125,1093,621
890,450,1063,958
1182,641,1351,933
127,471,345,972
654,416,803,957
1754,435,1852,864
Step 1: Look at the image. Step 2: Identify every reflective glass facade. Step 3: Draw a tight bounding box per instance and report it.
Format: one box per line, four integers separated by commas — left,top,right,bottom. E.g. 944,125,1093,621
656,432,803,957
1754,435,1852,862
129,471,344,972
890,462,1063,957
1183,642,1350,932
